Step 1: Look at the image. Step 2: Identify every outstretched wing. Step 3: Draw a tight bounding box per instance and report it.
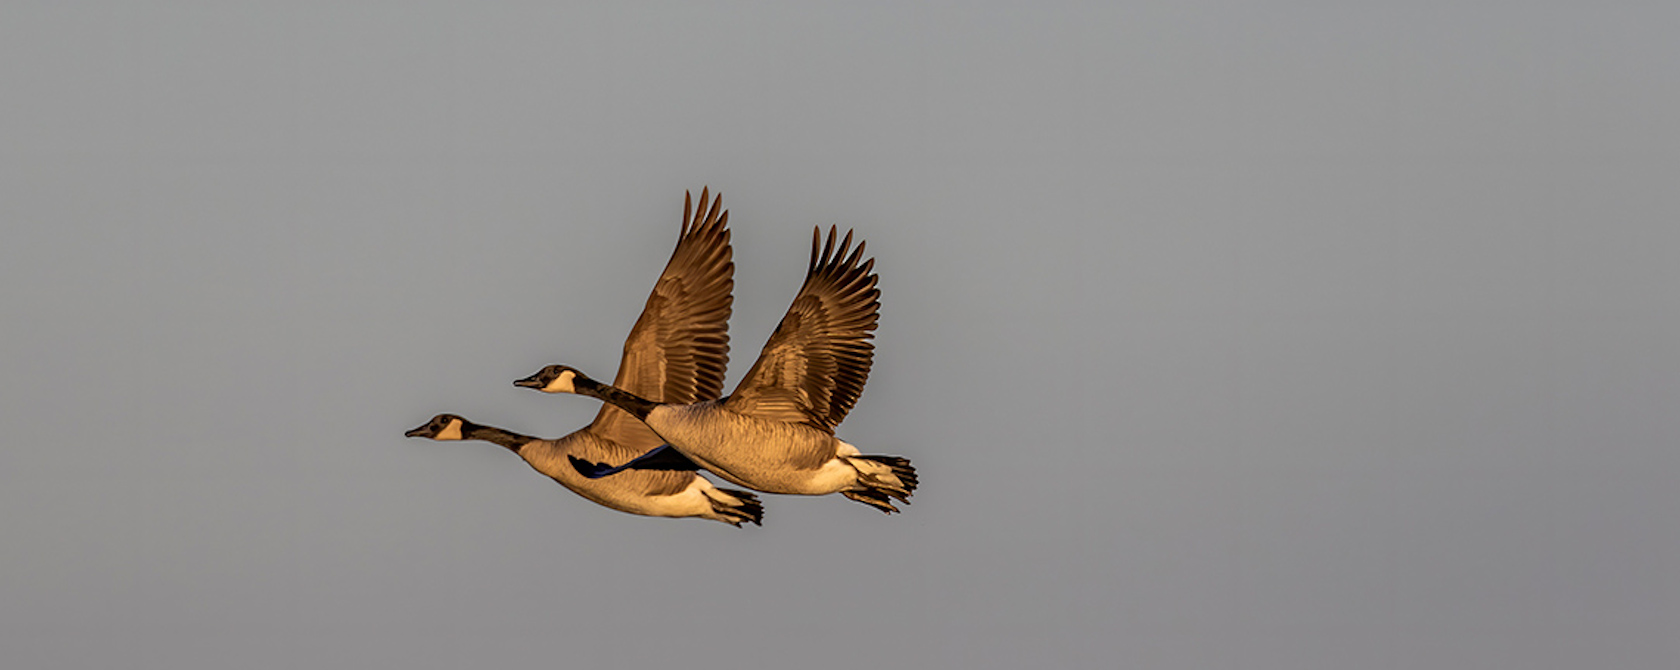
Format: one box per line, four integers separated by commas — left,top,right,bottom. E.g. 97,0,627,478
724,226,879,432
590,188,735,449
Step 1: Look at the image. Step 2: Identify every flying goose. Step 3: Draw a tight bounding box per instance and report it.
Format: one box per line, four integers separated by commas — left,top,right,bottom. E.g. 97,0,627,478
404,413,761,526
406,189,761,526
515,226,917,513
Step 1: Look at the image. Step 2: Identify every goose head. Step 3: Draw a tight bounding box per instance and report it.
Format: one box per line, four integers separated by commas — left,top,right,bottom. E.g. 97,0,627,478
514,364,590,394
405,413,467,440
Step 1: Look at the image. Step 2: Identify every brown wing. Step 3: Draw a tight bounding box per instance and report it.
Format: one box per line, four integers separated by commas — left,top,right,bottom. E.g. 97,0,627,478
725,226,879,432
591,188,734,447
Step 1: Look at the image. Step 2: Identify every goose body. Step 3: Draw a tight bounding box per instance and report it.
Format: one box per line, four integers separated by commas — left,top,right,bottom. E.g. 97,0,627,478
518,227,917,513
642,401,868,495
407,188,759,526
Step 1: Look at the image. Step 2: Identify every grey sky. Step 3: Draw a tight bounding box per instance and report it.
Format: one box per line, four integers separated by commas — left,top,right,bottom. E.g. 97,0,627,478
3,3,1677,668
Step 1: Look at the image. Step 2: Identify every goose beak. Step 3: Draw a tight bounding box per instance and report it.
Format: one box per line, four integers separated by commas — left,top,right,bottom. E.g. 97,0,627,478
513,375,544,389
404,426,429,438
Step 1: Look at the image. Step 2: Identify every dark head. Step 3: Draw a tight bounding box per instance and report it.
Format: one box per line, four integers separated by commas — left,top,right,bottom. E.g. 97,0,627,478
405,413,468,440
514,364,590,394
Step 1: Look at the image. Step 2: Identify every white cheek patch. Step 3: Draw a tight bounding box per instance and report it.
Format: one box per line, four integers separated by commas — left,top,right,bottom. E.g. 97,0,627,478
437,421,464,441
547,371,576,393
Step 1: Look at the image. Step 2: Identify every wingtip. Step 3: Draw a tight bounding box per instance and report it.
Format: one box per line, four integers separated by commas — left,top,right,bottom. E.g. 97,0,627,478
705,189,723,231
822,226,842,268
682,190,694,235
839,229,862,267
805,225,872,277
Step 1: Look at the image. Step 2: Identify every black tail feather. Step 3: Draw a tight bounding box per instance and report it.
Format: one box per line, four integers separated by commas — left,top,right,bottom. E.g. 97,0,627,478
712,487,764,527
842,488,900,514
845,454,917,513
857,455,917,497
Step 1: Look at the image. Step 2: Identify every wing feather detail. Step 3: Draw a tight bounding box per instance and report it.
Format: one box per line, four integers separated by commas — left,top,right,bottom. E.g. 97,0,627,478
725,225,879,431
590,188,734,449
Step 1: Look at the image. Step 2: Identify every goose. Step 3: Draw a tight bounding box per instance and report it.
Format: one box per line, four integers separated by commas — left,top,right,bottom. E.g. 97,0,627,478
515,226,917,513
406,189,762,526
404,413,761,526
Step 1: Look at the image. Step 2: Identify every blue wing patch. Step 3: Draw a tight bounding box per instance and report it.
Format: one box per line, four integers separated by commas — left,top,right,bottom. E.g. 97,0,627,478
568,445,700,479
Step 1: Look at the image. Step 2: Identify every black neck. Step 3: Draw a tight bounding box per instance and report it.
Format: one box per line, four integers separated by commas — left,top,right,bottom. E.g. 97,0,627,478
574,377,659,420
461,422,532,453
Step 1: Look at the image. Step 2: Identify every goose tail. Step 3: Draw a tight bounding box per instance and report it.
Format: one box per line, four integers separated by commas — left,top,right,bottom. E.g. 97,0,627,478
704,486,764,527
841,455,918,514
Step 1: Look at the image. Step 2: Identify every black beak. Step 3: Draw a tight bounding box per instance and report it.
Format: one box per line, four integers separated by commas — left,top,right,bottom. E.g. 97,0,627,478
513,375,544,389
404,426,429,438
